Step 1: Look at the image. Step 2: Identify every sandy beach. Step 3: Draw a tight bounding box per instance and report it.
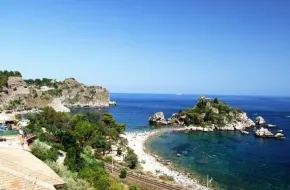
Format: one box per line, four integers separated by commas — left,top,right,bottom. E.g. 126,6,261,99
125,130,208,190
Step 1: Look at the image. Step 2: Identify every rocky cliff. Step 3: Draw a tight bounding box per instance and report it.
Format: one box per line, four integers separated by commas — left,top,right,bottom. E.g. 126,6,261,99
0,73,110,111
60,78,109,107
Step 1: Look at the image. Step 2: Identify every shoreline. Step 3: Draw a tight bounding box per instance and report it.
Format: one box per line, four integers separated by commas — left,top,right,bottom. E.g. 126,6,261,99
124,129,208,190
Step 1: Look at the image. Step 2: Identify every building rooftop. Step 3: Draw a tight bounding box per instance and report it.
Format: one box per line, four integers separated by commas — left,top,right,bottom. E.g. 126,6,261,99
0,148,65,190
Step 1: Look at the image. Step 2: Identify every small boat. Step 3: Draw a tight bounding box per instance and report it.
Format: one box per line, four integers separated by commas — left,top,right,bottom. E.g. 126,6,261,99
278,130,283,133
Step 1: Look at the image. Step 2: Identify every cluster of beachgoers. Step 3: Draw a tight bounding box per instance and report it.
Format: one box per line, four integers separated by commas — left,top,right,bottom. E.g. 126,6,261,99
124,130,208,190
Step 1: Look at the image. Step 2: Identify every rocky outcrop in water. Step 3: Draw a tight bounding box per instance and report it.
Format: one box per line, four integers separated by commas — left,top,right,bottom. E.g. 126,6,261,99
255,116,266,125
255,127,285,139
255,127,274,137
109,101,117,106
149,112,169,125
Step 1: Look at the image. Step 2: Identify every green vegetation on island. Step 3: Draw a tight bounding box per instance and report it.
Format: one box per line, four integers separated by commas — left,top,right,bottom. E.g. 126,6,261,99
180,97,243,126
27,107,137,190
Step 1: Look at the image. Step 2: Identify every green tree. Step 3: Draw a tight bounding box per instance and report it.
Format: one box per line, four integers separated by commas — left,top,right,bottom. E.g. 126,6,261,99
213,98,219,104
119,168,127,179
14,71,22,76
102,113,115,125
64,146,84,172
42,78,52,85
86,112,101,123
57,131,77,150
75,121,97,147
34,78,42,86
24,79,35,84
124,148,138,169
93,138,111,156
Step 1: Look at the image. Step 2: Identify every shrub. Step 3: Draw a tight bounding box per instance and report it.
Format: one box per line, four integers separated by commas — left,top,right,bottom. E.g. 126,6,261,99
52,143,65,151
213,98,219,104
64,146,85,172
31,141,58,162
124,148,138,169
129,186,141,190
79,167,110,190
45,161,95,190
160,174,174,181
109,178,126,190
117,147,122,156
119,168,127,179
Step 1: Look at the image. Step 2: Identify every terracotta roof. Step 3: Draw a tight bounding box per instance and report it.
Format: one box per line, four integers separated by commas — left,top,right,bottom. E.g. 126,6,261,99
0,148,65,190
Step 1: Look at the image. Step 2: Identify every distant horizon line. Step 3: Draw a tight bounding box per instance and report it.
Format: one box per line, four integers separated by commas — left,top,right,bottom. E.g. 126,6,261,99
110,92,290,98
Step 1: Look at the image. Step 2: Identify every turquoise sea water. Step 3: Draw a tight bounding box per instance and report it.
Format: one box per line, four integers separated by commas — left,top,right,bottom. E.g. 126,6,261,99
108,93,290,190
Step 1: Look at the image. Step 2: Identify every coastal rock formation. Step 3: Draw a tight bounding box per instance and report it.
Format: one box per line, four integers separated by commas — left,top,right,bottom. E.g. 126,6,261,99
0,71,112,112
7,77,30,95
275,133,285,139
255,127,274,137
149,112,168,125
61,78,109,108
217,125,235,131
255,127,285,139
245,119,256,128
169,113,185,125
109,101,117,106
185,125,215,132
48,99,70,112
255,116,266,125
234,122,244,130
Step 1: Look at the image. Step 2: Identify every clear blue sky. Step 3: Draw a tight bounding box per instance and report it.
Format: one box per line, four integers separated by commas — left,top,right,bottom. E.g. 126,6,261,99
1,0,289,96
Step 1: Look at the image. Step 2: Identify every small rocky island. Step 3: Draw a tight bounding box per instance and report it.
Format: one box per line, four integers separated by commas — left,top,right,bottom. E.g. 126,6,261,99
149,96,285,139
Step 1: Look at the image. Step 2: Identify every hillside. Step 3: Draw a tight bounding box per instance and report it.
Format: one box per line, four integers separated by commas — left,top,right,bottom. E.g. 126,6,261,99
0,70,110,111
